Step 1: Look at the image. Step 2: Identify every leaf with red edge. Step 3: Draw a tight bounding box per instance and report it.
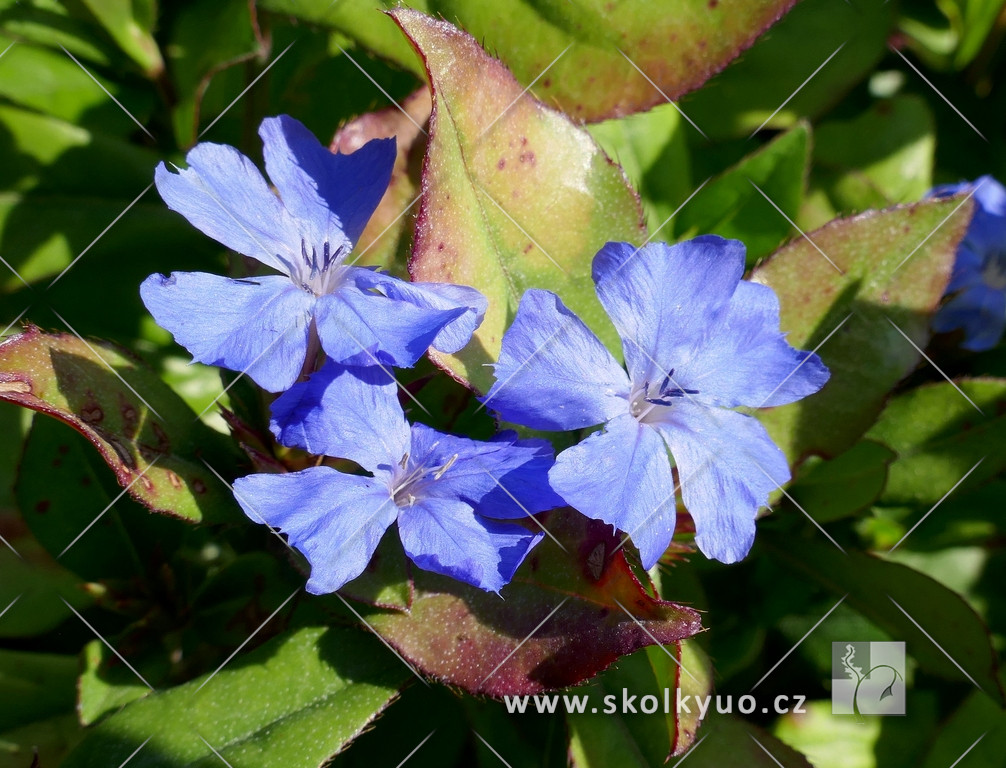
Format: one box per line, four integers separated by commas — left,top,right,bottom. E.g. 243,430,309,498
0,325,241,523
263,0,798,123
350,509,702,697
393,8,646,392
750,197,971,462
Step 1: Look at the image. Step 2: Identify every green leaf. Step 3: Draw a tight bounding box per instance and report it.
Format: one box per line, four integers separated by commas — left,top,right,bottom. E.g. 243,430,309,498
587,104,692,236
0,713,82,768
78,0,163,77
0,1,119,67
920,689,1006,768
0,650,77,731
764,533,1005,704
751,197,971,462
683,0,894,139
166,0,263,147
394,8,646,391
810,96,936,222
672,124,810,264
77,640,151,727
789,440,898,523
684,714,813,767
772,700,883,768
865,378,1006,507
351,510,701,697
62,626,407,768
567,641,712,766
262,0,798,122
0,326,242,524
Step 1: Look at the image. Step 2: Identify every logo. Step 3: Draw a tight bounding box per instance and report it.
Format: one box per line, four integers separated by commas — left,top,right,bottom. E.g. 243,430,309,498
831,641,905,716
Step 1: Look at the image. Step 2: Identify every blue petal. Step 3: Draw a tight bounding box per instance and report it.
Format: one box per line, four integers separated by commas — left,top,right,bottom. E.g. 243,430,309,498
140,272,314,393
680,280,830,408
233,467,398,595
549,413,678,569
270,362,410,475
483,289,631,430
398,496,542,592
933,285,1006,351
407,423,563,519
260,115,395,248
651,403,790,564
154,146,299,276
592,238,745,386
313,268,472,367
352,269,487,353
946,245,985,293
966,176,1006,254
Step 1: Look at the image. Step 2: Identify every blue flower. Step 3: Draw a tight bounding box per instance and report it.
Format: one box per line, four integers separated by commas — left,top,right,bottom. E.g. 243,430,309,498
233,363,562,593
482,236,830,567
928,176,1006,351
141,115,486,392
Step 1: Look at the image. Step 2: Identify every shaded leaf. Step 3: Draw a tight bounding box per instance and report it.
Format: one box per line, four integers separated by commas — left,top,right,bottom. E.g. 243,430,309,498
866,378,1006,507
61,626,407,768
395,8,646,391
0,326,241,524
78,0,163,77
920,689,1006,768
567,640,712,766
673,124,809,264
789,440,898,523
808,96,936,225
683,0,894,139
684,713,813,767
0,650,77,732
358,510,702,697
0,713,82,768
764,532,1005,704
262,0,797,122
751,197,971,461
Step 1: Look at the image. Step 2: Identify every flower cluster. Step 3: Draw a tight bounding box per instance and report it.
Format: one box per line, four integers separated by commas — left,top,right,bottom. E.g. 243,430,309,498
145,115,830,594
928,175,1006,351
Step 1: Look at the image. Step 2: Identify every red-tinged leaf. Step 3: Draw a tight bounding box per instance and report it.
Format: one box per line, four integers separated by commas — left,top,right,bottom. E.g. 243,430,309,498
0,325,241,523
750,198,971,462
331,88,432,279
355,509,702,697
267,0,798,123
392,9,646,392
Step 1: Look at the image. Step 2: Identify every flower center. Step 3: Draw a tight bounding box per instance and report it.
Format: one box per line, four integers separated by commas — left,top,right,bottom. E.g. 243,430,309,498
295,238,350,296
390,448,459,507
629,369,699,422
981,251,1006,291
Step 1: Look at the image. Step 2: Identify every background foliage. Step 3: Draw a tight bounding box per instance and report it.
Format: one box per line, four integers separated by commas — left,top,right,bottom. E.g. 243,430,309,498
1,0,1005,766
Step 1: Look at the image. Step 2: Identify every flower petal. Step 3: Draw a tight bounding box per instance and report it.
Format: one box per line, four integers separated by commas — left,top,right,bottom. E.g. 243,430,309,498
592,238,745,385
352,269,487,354
549,413,678,569
270,362,410,475
398,497,542,592
314,269,473,368
154,147,299,276
967,176,1006,253
140,272,314,393
680,280,830,408
260,115,395,248
483,289,631,430
946,245,984,293
651,403,790,564
933,284,1006,351
233,467,398,595
407,424,563,519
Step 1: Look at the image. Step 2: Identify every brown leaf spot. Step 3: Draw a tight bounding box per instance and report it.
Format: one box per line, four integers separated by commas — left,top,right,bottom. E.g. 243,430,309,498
543,77,552,88
708,0,719,8
139,475,155,493
152,422,171,452
81,405,104,424
34,500,50,514
81,476,91,487
167,470,184,490
58,445,70,455
437,242,445,252
523,243,533,254
193,478,208,494
519,151,536,166
120,395,139,434
497,157,506,170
